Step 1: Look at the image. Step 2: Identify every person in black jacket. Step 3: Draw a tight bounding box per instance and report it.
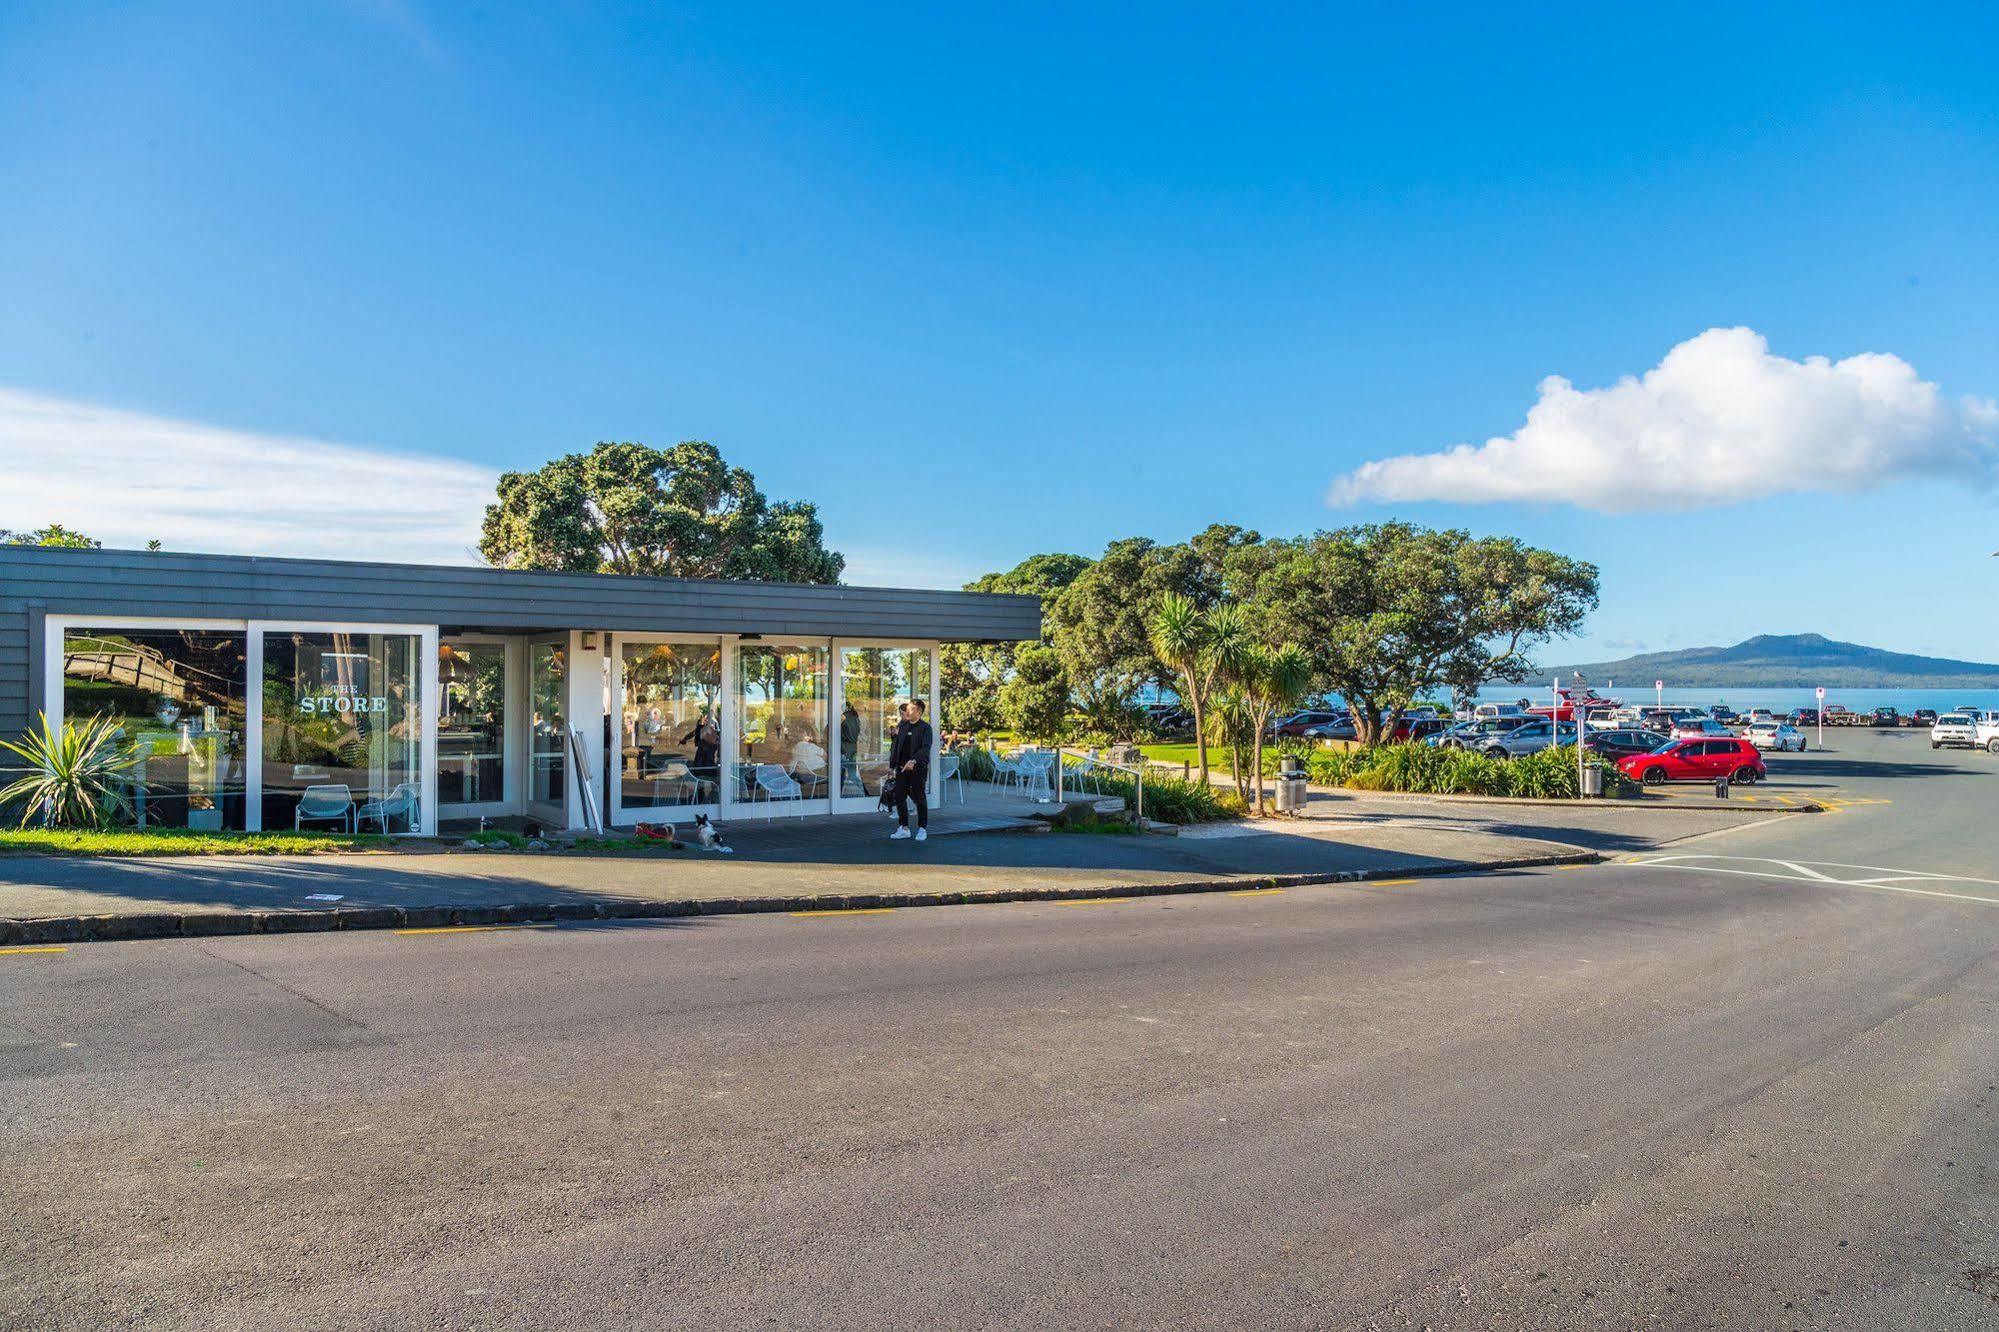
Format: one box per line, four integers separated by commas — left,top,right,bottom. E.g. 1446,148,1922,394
886,699,933,842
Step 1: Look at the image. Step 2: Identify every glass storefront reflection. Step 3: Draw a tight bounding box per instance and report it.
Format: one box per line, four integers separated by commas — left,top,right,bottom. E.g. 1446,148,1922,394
60,627,248,830
528,641,567,817
734,642,828,804
262,631,423,832
838,647,931,799
438,641,507,806
620,640,722,810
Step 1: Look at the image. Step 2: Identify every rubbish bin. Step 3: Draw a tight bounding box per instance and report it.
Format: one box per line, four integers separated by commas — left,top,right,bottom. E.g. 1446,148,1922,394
1276,756,1308,813
1713,774,1730,799
1581,766,1604,798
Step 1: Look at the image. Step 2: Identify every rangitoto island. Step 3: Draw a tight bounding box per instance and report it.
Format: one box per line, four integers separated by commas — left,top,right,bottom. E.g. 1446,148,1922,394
1546,633,1999,689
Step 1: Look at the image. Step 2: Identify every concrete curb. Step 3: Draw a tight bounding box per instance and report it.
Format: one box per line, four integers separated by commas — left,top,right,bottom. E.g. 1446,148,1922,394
0,850,1601,945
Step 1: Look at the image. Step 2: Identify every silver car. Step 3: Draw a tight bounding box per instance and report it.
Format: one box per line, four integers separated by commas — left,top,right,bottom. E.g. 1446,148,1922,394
1479,718,1579,758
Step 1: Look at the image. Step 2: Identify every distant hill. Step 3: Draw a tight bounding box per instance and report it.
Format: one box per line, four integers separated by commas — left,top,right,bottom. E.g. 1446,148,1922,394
1543,634,1999,689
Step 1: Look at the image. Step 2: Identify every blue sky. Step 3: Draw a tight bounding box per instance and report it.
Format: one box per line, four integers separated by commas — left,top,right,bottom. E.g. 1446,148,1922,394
3,2,1997,662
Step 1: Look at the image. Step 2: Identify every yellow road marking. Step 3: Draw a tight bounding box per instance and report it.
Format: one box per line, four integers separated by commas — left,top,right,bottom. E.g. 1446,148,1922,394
0,944,68,956
1228,888,1285,897
1547,864,1591,871
789,908,896,917
1054,897,1132,907
1369,878,1417,886
394,924,554,936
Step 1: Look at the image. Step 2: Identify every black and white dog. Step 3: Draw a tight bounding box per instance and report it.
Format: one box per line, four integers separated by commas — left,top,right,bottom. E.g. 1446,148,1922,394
692,813,733,853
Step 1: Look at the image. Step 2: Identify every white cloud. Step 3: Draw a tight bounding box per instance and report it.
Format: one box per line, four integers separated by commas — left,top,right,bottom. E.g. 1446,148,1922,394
0,387,497,563
1328,327,1999,512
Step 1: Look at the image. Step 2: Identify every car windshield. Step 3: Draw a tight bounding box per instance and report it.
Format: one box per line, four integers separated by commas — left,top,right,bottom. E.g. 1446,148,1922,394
1939,715,1971,725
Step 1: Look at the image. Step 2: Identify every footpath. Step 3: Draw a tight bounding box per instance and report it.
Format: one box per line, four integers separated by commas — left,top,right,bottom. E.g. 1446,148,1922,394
0,788,1794,945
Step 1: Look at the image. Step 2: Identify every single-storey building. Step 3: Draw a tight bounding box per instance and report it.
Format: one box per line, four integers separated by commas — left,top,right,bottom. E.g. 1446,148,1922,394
0,547,1040,835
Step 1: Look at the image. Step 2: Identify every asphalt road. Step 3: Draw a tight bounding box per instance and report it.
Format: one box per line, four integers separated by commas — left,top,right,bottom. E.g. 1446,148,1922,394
5,730,1998,1329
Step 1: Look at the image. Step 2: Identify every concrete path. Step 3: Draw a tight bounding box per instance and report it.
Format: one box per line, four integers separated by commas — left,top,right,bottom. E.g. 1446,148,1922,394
0,773,1791,938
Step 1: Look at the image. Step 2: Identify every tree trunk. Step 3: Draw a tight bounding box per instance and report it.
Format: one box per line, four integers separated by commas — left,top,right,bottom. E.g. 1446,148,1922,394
1187,676,1209,785
1251,728,1265,815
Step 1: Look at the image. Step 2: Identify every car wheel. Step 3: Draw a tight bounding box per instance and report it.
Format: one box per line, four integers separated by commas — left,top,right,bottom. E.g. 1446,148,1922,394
1642,766,1667,786
1484,747,1509,760
1730,766,1758,785
1988,738,1999,755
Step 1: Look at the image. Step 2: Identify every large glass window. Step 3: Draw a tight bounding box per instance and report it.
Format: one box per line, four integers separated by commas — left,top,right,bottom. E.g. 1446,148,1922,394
60,627,248,830
438,641,508,807
528,641,567,815
839,647,932,799
262,631,423,833
734,642,828,802
620,640,722,810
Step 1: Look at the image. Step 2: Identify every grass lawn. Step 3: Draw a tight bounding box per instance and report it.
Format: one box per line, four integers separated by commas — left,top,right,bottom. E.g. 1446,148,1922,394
0,827,404,857
1136,742,1205,767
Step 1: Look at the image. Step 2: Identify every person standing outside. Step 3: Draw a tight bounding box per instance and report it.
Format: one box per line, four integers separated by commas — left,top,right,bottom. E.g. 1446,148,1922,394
839,702,862,797
887,699,933,842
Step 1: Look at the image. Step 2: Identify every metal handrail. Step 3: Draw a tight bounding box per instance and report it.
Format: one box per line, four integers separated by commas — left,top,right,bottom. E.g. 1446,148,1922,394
1052,746,1144,826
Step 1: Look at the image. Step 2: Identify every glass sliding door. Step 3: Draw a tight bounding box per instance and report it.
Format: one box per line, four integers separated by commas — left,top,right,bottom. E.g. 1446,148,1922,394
527,640,567,824
437,640,510,811
60,626,249,829
615,638,722,821
732,641,829,810
261,630,423,833
836,645,933,809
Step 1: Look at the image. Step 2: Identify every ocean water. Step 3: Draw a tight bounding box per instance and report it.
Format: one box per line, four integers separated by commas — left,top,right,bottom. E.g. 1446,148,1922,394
1148,685,1999,716
1466,686,1999,715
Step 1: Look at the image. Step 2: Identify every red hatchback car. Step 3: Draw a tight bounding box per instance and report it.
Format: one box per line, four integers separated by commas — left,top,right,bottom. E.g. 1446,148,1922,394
1616,737,1767,786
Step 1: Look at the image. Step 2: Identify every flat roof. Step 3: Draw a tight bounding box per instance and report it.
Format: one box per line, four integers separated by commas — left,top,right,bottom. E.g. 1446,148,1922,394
0,545,1042,643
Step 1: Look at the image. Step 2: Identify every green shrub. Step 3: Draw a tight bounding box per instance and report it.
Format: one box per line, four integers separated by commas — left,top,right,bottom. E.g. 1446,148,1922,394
1093,770,1234,825
1274,741,1635,800
0,713,145,828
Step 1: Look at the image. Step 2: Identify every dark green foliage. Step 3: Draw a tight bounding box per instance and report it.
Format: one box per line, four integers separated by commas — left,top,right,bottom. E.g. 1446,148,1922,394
479,440,843,583
1269,742,1637,799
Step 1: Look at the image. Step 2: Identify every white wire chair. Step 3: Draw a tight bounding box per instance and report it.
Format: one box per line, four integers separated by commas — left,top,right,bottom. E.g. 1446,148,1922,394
753,764,806,818
1015,750,1056,801
939,752,965,805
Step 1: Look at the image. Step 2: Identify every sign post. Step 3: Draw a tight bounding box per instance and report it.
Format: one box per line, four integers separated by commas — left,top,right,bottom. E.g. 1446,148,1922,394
1578,699,1588,799
1815,685,1825,750
1655,679,1664,709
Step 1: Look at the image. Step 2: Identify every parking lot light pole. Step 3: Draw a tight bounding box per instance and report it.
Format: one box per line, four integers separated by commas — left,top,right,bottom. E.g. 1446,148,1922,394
1816,685,1825,749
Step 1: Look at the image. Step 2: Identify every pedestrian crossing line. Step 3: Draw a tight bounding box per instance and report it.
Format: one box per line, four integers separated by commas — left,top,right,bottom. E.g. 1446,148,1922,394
789,908,897,918
393,924,557,936
0,944,68,956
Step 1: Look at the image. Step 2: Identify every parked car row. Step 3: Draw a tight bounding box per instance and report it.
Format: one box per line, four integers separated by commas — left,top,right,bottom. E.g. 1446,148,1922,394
1931,711,1999,753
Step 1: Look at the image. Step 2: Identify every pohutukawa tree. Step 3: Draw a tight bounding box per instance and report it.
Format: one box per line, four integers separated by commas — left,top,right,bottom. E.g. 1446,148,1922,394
1223,523,1599,745
479,440,844,583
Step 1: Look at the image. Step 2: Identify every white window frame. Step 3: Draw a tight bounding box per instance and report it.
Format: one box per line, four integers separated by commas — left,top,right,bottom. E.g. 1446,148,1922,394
45,616,254,833
247,621,440,835
606,632,727,828
436,635,524,821
722,635,834,821
830,639,941,815
45,616,440,836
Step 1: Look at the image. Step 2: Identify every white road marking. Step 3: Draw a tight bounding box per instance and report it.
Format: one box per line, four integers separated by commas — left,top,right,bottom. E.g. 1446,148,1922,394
1627,854,1999,906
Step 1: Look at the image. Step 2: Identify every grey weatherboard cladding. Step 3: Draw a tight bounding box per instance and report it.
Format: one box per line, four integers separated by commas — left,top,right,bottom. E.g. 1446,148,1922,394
0,547,1041,739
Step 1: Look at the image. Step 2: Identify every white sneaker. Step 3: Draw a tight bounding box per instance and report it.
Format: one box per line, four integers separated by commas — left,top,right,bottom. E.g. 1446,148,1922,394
890,826,911,840
915,828,927,842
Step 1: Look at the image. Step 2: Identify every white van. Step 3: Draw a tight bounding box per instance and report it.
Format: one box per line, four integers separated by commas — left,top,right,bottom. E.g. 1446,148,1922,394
1473,702,1527,722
